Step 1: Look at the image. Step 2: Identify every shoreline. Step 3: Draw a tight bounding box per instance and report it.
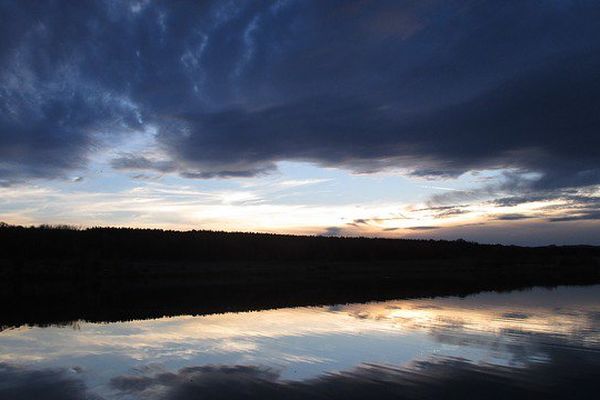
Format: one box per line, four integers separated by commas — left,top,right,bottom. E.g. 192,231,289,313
2,258,599,329
2,225,599,329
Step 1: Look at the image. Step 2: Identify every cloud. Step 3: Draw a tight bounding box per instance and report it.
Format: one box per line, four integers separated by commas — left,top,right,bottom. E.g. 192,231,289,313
108,349,599,400
0,1,144,185
548,210,600,222
413,205,470,219
347,215,408,228
111,154,177,174
0,0,598,191
405,226,440,231
278,179,330,188
159,51,600,184
501,312,530,320
322,226,343,236
489,189,600,223
493,214,534,221
0,363,97,400
491,195,555,208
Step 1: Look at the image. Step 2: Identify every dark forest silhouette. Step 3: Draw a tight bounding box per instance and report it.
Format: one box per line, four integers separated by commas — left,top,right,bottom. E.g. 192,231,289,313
3,222,600,262
1,223,599,329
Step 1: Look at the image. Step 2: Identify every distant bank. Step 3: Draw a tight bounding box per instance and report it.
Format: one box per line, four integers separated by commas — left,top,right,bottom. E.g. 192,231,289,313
1,223,599,328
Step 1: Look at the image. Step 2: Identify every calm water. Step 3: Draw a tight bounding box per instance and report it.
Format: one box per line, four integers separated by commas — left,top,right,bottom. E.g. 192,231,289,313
1,285,599,399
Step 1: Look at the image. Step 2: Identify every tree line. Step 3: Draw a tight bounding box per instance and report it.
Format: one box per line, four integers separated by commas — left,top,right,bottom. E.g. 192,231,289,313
1,222,598,264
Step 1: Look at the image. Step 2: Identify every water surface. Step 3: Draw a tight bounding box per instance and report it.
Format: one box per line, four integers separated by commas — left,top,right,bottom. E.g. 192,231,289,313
1,285,599,399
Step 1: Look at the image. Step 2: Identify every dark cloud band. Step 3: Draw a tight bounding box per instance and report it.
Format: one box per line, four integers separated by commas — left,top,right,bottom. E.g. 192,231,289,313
1,0,599,190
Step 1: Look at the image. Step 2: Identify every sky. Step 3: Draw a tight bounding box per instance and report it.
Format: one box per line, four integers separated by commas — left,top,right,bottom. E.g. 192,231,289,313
1,0,600,245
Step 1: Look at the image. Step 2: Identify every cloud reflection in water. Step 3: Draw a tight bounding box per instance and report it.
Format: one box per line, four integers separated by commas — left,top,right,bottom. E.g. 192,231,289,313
0,286,598,399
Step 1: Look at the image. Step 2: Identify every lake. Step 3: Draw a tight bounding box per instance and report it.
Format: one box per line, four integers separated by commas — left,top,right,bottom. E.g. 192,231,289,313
1,285,599,399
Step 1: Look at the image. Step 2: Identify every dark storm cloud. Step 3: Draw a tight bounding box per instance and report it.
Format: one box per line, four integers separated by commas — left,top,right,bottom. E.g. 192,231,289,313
1,0,600,188
0,0,145,184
